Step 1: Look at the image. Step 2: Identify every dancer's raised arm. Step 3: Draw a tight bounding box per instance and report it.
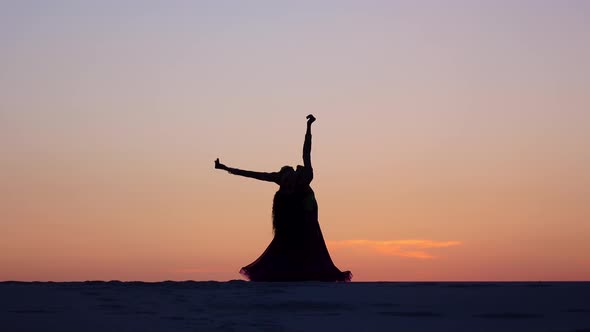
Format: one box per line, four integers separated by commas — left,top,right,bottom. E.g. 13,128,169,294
303,114,315,168
215,158,279,183
296,114,316,185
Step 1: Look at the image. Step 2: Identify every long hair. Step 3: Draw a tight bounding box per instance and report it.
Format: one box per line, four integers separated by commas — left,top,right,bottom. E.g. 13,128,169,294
272,191,306,235
273,165,307,235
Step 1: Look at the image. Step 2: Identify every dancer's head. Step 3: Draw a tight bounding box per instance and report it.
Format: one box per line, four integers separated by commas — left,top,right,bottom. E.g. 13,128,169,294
278,165,296,187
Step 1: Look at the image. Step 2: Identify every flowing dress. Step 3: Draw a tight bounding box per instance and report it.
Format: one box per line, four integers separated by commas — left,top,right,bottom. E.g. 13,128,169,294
240,165,352,282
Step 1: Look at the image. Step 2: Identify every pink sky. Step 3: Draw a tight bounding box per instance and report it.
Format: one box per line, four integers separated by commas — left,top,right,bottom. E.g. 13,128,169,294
1,1,589,281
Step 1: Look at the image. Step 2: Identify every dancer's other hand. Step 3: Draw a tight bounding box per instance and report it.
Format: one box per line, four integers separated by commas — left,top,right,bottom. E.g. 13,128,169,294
306,114,316,125
215,158,228,170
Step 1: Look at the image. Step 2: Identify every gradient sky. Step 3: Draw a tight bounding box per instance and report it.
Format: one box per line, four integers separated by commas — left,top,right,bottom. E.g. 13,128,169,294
1,1,589,281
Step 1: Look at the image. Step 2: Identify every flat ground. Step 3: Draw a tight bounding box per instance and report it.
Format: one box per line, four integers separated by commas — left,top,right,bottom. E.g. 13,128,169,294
1,281,589,332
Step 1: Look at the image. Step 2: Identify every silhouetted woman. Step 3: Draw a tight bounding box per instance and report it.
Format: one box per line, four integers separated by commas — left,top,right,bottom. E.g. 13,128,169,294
215,115,351,282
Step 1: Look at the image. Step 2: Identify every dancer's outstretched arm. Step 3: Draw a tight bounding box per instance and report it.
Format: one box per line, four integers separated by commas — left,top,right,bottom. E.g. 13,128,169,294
303,114,315,168
214,158,279,183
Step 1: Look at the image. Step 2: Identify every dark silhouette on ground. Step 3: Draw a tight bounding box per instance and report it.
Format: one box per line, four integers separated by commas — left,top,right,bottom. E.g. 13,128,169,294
215,115,351,282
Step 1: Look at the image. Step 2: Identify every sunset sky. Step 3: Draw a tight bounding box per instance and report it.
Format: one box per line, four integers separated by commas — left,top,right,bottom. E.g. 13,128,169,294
1,1,589,281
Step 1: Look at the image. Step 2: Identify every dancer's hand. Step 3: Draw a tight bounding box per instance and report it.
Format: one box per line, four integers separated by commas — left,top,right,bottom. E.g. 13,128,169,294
306,114,316,125
215,158,228,170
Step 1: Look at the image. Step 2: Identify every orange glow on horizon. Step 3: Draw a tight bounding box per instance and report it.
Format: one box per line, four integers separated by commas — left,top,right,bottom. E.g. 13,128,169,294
327,240,462,259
